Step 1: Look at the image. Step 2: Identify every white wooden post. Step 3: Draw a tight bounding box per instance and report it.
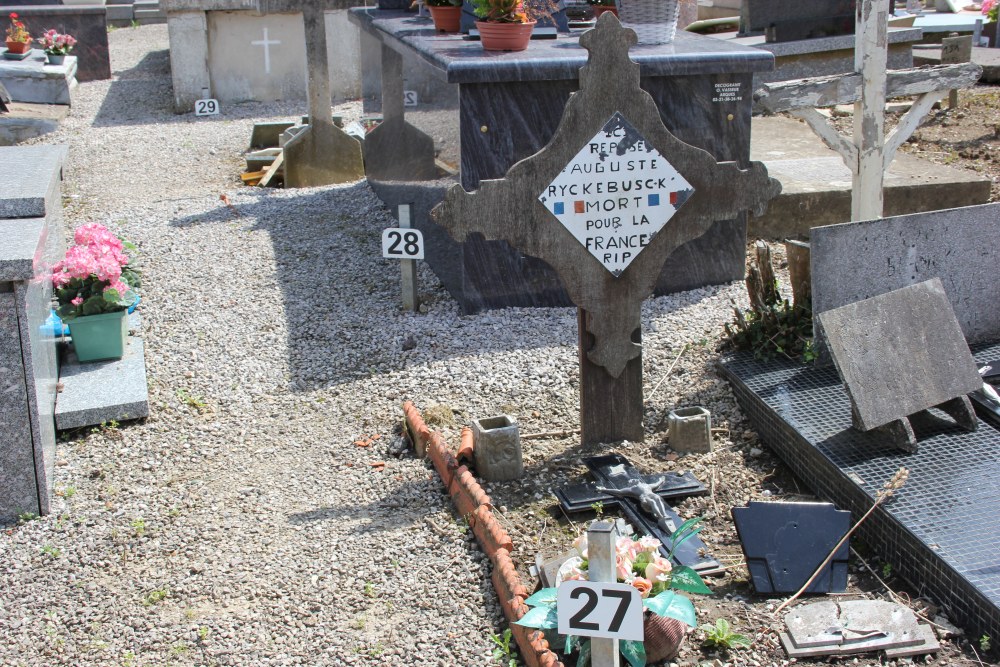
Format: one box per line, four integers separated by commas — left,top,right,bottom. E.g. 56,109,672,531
398,204,419,312
588,521,620,667
852,0,890,221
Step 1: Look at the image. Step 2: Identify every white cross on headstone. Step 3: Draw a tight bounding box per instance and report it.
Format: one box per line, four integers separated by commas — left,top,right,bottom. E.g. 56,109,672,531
251,27,281,75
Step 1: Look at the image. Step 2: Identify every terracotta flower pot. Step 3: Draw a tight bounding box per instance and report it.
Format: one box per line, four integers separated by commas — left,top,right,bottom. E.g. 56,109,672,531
475,19,535,52
428,4,462,32
643,613,687,663
5,39,31,54
593,5,618,17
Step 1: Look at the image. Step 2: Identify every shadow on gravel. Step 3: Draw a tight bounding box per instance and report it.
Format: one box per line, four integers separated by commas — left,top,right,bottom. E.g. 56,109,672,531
168,183,582,392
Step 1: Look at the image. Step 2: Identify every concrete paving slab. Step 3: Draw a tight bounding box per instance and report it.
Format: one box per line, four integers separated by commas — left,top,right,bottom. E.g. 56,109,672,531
0,102,69,146
55,317,149,430
749,115,992,239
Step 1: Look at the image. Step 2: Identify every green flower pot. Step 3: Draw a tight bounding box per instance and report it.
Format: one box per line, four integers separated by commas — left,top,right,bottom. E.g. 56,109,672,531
68,310,128,362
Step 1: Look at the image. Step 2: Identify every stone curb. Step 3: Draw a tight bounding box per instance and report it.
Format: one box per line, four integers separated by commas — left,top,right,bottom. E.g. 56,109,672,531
402,402,565,667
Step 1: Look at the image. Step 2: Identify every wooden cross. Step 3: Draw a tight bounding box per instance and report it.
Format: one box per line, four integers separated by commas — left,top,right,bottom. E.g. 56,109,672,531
753,0,982,221
433,14,780,445
249,0,364,186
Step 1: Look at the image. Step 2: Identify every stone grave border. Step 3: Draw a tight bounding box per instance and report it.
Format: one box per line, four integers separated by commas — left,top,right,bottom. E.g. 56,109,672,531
402,401,566,667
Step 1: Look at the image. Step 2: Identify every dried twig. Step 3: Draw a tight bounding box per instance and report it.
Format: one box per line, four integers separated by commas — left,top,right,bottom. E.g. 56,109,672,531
521,429,580,441
646,344,687,403
774,467,909,617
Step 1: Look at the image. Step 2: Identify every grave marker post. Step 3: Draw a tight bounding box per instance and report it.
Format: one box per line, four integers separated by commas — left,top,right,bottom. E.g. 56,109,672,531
399,204,419,312
433,15,780,445
941,34,973,108
852,0,890,222
588,521,620,667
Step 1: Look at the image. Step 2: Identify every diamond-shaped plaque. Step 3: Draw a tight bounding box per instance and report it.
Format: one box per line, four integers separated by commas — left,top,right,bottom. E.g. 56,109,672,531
539,112,695,276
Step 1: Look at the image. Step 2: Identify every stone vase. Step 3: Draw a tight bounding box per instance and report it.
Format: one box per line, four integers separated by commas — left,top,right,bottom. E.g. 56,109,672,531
667,406,712,453
472,415,523,481
428,5,462,32
68,310,128,362
476,20,535,52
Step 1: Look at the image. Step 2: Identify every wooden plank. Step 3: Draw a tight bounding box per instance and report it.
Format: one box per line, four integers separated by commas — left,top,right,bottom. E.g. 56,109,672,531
790,107,858,168
883,90,945,170
257,151,284,187
241,169,266,183
578,308,644,446
754,63,984,113
852,0,890,222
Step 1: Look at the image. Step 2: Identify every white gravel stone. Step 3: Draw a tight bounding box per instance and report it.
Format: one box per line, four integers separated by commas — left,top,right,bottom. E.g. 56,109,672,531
0,23,755,667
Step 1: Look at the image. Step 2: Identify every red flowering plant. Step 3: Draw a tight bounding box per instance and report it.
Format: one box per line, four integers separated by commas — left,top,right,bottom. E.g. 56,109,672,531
983,0,998,22
6,12,31,44
38,28,77,56
48,223,140,321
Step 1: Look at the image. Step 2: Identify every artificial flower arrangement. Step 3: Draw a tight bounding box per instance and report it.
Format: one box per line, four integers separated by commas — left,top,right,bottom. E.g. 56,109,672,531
6,12,31,44
516,518,710,667
49,223,140,321
984,0,998,22
38,28,77,56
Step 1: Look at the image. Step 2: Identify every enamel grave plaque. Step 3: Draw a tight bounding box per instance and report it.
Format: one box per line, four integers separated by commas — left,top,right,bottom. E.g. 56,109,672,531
540,112,695,276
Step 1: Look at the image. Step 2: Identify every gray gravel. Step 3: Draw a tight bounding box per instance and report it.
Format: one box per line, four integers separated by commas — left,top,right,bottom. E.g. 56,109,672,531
0,24,752,666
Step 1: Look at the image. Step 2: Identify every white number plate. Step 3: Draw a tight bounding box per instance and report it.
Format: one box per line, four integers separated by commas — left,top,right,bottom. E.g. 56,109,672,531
557,581,644,641
381,228,424,260
195,98,220,116
403,90,418,107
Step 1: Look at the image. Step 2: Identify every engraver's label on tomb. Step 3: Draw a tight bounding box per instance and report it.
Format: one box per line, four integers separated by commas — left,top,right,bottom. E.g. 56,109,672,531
539,112,694,276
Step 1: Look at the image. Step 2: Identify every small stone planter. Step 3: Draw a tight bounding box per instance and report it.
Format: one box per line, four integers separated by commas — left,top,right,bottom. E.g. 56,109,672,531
472,415,522,481
667,406,712,453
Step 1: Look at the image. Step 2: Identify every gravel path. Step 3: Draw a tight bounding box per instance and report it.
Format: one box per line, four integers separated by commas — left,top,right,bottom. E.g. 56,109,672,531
0,24,756,666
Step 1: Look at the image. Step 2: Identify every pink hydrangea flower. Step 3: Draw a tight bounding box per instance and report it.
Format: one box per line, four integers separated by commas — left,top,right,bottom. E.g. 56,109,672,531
71,296,83,306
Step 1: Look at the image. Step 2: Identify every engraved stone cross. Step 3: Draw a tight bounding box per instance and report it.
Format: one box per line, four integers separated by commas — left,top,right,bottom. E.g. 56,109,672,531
433,15,780,444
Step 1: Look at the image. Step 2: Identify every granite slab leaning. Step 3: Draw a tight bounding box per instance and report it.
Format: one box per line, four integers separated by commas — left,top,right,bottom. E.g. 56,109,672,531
55,320,149,430
811,202,1000,349
816,278,982,433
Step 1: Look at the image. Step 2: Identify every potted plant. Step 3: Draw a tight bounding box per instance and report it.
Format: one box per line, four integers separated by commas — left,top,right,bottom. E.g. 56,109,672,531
471,0,536,51
517,519,712,665
5,13,32,55
38,28,76,65
48,223,140,363
426,0,463,32
983,0,998,47
587,0,617,19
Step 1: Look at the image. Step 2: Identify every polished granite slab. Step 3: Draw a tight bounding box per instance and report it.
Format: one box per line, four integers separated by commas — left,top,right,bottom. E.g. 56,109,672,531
350,8,775,83
0,144,66,523
353,9,774,312
719,342,1000,644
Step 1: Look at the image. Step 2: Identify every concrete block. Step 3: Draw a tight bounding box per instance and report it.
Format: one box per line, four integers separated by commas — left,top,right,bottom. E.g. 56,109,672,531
0,52,78,105
748,117,992,239
56,333,149,430
812,202,1000,348
0,145,67,220
250,121,295,149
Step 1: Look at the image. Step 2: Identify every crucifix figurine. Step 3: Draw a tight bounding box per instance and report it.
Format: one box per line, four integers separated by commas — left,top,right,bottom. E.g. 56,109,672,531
432,14,780,445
